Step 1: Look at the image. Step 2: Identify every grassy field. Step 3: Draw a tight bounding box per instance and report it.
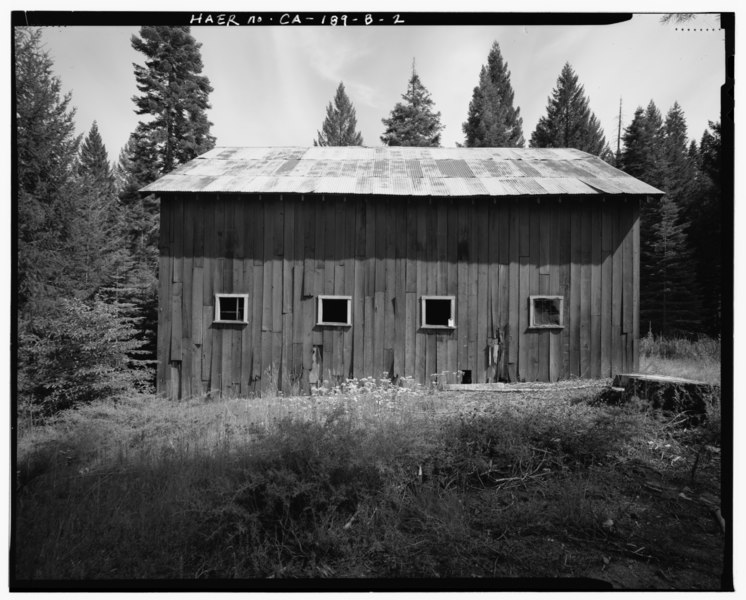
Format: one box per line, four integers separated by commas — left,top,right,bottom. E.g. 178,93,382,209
13,338,725,589
639,333,721,385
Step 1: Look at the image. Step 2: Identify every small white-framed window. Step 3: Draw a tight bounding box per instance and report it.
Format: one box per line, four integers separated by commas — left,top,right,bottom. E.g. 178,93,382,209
214,293,249,324
421,296,456,329
317,295,352,326
529,295,564,329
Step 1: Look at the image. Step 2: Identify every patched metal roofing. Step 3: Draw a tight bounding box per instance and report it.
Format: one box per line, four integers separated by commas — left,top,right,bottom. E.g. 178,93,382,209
141,146,664,197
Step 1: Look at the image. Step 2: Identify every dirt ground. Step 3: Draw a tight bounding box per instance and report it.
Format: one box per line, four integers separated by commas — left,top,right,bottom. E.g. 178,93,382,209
576,456,725,589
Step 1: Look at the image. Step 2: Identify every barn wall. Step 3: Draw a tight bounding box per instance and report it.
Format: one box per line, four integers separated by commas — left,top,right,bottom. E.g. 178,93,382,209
157,193,640,398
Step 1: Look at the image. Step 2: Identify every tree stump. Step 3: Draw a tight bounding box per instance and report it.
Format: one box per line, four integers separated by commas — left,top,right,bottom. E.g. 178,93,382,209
611,373,718,422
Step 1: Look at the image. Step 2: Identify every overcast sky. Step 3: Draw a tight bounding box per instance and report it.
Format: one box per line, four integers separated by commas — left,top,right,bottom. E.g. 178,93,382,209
34,13,724,164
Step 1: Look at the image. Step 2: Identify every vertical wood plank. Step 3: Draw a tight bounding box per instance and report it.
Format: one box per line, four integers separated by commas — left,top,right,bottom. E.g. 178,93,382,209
303,196,317,297
620,201,633,373
241,259,254,396
405,200,417,293
210,321,223,395
601,201,613,377
229,199,244,396
301,296,315,374
181,196,194,351
374,290,384,379
476,200,489,383
632,200,641,372
384,201,396,368
365,199,375,296
548,201,562,382
467,204,478,378
569,201,581,377
201,306,213,385
405,292,416,379
580,202,592,378
252,262,264,378
353,258,364,379
488,200,500,342
446,201,459,378
426,332,436,383
611,202,623,374
157,250,171,394
191,266,204,395
202,198,215,305
262,199,273,331
364,295,374,378
283,197,294,314
557,201,571,379
281,312,292,390
527,203,540,381
457,202,469,371
171,282,183,363
507,201,520,381
538,204,551,382
172,198,183,284
590,203,602,378
342,205,355,379
394,212,406,378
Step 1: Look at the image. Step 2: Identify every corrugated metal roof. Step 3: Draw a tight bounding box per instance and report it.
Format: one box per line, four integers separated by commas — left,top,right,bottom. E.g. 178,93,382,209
141,146,664,197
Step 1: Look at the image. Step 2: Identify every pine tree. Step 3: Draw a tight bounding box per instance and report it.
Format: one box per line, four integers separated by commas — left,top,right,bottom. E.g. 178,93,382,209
380,65,443,147
123,26,217,377
621,101,703,335
315,82,364,146
686,122,722,335
131,26,215,175
15,27,81,310
621,101,664,188
79,121,115,194
645,196,700,336
463,42,524,147
114,130,161,374
69,122,129,299
529,63,607,155
621,102,663,334
661,102,696,201
15,29,148,413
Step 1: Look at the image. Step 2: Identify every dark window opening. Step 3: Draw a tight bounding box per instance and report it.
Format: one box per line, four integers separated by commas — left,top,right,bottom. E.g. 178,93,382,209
422,296,455,328
530,296,564,328
317,296,351,326
215,294,249,324
461,370,472,384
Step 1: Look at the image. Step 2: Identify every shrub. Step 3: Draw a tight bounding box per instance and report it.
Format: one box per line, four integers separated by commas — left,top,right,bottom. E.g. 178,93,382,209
18,297,150,418
189,416,386,577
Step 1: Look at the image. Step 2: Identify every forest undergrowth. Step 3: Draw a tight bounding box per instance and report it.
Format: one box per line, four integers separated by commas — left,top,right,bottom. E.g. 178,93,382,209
14,337,724,588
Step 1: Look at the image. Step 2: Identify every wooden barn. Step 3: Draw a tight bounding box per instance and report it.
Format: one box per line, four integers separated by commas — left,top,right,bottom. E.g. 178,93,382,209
142,146,663,399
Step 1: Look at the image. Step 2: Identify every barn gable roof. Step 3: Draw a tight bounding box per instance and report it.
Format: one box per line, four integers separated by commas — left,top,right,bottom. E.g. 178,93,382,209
141,146,664,197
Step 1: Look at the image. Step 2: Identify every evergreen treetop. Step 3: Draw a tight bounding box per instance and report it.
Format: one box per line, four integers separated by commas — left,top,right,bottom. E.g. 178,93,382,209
380,65,444,147
529,62,607,156
79,121,115,195
661,102,696,204
463,42,524,147
621,100,664,188
131,26,215,175
315,82,364,146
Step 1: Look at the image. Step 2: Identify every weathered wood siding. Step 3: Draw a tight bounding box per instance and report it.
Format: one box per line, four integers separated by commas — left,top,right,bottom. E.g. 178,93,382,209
157,193,641,398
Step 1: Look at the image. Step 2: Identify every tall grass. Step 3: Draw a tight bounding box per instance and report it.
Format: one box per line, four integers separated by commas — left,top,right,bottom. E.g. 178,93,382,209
15,379,691,581
639,333,721,384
